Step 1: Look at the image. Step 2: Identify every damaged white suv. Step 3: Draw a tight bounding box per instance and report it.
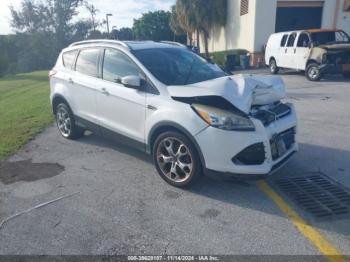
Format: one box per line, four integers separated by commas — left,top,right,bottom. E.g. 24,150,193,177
50,40,298,187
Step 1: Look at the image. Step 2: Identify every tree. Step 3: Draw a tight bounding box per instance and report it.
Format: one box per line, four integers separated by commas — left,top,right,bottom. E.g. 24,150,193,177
175,0,196,45
175,0,227,58
84,2,99,33
169,5,187,43
111,27,133,40
133,11,173,41
9,0,89,72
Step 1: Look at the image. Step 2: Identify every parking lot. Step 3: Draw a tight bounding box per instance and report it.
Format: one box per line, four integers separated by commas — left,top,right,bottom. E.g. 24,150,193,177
0,71,350,256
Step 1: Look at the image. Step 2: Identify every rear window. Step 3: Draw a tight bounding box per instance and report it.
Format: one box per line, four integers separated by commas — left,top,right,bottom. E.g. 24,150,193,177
280,34,288,47
62,50,78,69
75,48,100,77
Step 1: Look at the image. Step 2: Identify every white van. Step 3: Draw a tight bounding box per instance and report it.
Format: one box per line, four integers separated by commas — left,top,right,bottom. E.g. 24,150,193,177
265,29,350,81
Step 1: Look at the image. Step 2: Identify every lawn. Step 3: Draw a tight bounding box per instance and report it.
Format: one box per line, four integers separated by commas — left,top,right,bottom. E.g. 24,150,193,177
0,71,53,159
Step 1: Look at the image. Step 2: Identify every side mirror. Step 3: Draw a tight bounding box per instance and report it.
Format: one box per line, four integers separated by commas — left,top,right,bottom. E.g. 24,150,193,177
308,42,313,49
121,75,141,89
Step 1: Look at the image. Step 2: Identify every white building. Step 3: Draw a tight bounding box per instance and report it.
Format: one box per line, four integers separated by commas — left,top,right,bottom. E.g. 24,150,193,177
197,0,350,66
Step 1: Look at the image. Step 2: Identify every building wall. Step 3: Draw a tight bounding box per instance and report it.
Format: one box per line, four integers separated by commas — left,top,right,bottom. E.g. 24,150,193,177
200,0,350,55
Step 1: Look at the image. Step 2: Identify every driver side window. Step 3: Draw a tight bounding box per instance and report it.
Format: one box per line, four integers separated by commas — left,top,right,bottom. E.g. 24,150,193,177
102,49,140,83
297,33,310,47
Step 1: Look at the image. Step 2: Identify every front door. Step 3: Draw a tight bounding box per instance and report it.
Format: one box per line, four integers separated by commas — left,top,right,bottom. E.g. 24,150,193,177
96,48,146,148
295,32,311,70
283,32,297,69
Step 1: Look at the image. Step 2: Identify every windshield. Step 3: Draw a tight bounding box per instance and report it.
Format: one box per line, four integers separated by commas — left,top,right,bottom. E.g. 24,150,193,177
132,48,226,86
311,31,350,46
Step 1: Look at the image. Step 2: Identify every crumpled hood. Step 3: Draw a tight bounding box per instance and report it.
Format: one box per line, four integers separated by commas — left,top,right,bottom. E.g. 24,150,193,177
167,75,286,114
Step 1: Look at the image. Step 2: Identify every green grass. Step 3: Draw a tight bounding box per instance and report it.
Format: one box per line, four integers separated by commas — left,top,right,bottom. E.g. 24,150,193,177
0,71,53,159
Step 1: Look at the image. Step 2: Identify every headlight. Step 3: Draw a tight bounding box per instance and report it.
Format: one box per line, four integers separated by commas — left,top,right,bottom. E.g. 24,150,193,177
192,104,255,131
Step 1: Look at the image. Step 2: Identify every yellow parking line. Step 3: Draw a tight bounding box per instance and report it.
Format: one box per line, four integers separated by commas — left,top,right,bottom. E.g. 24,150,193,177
257,181,346,262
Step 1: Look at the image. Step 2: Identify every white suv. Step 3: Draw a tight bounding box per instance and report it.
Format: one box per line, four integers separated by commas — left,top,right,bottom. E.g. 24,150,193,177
50,40,298,187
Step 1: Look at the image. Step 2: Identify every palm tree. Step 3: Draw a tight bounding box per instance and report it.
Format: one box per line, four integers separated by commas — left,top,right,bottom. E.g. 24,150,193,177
175,0,197,45
175,0,227,58
170,5,185,38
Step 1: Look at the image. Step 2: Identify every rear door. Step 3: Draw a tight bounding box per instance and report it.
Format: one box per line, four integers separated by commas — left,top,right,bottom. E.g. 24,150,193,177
69,48,101,124
96,48,146,147
295,32,311,70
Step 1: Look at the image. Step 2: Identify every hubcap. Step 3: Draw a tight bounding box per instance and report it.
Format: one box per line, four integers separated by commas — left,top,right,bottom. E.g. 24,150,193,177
156,137,193,183
270,61,276,72
309,67,319,79
56,107,71,137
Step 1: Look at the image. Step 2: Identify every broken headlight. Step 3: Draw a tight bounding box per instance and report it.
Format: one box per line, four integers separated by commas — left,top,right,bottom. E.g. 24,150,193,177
192,104,255,131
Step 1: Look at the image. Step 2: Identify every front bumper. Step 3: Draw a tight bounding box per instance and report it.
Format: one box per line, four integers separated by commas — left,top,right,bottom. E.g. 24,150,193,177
319,63,350,74
194,104,298,177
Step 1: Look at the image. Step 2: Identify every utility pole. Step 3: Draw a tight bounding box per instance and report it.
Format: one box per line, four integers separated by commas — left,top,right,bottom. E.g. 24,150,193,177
106,13,113,38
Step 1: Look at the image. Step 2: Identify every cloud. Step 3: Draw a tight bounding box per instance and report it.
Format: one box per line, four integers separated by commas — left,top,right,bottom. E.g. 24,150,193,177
0,0,175,34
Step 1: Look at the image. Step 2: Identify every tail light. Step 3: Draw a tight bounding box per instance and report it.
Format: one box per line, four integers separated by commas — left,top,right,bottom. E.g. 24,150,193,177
49,69,57,78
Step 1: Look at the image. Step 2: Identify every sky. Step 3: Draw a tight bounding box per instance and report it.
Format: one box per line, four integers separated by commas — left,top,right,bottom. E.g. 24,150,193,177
0,0,175,35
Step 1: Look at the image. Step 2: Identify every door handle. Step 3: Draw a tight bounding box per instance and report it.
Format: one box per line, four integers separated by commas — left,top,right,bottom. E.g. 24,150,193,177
101,88,109,95
68,78,74,85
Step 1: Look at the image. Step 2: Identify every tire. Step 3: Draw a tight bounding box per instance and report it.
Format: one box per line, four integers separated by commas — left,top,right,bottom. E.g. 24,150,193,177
55,103,85,140
343,73,350,79
269,59,279,74
306,63,322,81
152,131,202,188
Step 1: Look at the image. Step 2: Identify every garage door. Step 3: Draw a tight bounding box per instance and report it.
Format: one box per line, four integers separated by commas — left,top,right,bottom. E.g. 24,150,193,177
276,1,324,32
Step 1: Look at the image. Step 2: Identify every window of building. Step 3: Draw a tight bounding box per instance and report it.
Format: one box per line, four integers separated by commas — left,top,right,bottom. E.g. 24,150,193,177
287,33,297,47
240,0,249,16
75,48,100,77
297,33,310,47
102,49,140,83
62,50,78,70
280,34,289,47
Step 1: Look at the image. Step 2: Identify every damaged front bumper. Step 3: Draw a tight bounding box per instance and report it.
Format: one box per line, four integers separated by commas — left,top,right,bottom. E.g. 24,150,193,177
319,63,350,75
195,104,298,179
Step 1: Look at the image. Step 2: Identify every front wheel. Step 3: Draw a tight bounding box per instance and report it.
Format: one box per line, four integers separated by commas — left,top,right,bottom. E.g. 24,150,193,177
153,131,202,187
306,63,322,81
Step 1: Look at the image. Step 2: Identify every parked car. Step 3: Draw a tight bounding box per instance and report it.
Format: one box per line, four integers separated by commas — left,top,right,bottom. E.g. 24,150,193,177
49,40,298,187
265,29,350,81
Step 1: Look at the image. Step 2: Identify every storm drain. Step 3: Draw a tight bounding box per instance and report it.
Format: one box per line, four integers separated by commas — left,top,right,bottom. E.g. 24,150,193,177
272,174,350,220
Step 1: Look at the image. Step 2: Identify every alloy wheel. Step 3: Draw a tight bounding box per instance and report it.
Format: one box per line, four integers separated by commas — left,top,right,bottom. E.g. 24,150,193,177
56,106,72,138
156,137,193,183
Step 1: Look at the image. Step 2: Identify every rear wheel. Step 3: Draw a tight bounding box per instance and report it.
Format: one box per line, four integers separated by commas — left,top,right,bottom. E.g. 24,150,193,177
269,59,279,74
55,103,84,139
153,131,202,187
306,63,322,81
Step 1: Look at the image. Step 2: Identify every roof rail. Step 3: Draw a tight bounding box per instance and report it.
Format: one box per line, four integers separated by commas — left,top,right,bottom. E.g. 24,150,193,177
160,41,186,48
69,40,130,48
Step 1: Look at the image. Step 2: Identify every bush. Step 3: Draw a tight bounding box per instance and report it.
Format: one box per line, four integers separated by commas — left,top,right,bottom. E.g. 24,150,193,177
208,49,249,67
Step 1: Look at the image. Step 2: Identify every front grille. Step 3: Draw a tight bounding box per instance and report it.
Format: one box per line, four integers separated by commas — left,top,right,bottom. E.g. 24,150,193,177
270,128,296,160
252,103,291,126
